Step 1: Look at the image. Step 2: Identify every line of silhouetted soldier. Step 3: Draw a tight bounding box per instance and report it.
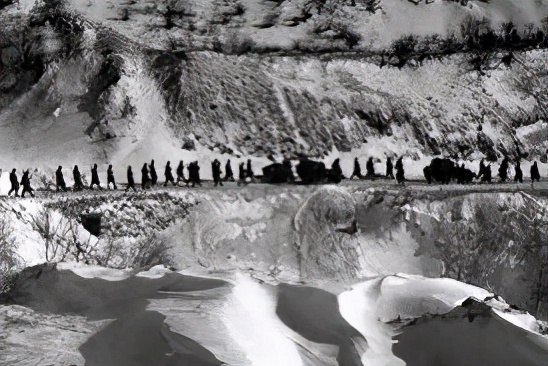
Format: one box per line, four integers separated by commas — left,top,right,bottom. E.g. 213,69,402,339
3,155,544,197
423,157,542,187
4,156,405,195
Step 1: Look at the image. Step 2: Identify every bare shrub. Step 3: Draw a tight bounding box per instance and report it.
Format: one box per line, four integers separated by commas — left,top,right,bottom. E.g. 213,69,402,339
433,194,548,317
93,234,173,270
131,234,173,270
29,208,93,263
0,215,22,297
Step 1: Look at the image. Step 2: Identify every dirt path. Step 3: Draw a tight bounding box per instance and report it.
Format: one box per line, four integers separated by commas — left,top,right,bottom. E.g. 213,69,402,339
17,178,548,201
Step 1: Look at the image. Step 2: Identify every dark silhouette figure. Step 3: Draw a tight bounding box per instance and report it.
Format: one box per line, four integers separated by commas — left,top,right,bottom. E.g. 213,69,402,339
514,161,523,183
349,158,363,179
365,157,375,179
187,161,202,187
126,166,137,192
328,158,344,183
90,164,102,190
56,166,67,192
423,165,433,184
498,157,509,182
194,162,202,187
186,163,192,186
477,159,486,180
238,162,247,186
296,159,327,184
386,157,394,179
427,158,456,184
481,164,492,183
456,164,476,184
247,159,256,182
150,160,158,186
141,163,150,189
261,160,295,183
531,161,541,188
20,170,34,198
8,169,19,197
176,161,186,184
224,159,235,182
395,157,405,185
164,161,175,186
73,165,84,191
454,163,462,183
212,159,223,187
107,164,117,190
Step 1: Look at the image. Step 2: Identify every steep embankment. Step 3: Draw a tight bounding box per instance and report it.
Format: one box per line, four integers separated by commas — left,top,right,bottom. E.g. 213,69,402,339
1,0,548,174
1,184,548,365
1,185,547,318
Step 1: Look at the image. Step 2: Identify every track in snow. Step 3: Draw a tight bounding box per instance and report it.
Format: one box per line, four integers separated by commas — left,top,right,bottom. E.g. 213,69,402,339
9,178,548,201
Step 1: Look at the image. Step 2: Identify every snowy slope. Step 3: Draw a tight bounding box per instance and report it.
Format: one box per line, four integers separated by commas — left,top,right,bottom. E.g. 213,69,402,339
1,0,548,179
1,260,547,366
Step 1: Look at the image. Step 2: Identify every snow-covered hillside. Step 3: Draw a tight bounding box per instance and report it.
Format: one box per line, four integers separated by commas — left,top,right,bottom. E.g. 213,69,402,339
1,0,547,174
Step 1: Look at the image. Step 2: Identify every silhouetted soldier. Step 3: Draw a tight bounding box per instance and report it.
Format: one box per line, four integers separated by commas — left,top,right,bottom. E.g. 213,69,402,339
386,157,394,179
224,159,235,182
90,163,102,190
514,161,523,183
8,169,19,197
331,158,344,181
531,161,541,188
194,161,202,186
498,157,509,182
365,157,375,179
238,162,247,186
126,166,137,192
190,161,202,187
481,164,492,183
56,166,67,192
186,161,202,187
212,159,223,187
141,163,150,189
73,165,84,191
283,159,296,182
176,161,186,184
478,159,486,180
247,159,256,182
186,162,192,187
456,163,465,184
163,161,175,186
395,157,405,185
150,159,158,186
349,157,363,179
20,170,34,198
107,164,117,190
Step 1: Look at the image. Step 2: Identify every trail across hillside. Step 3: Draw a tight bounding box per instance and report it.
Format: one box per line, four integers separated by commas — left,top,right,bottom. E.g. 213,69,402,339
11,178,548,201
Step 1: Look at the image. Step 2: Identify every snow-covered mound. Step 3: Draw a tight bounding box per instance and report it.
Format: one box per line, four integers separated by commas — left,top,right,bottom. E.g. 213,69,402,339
340,275,548,366
2,262,547,365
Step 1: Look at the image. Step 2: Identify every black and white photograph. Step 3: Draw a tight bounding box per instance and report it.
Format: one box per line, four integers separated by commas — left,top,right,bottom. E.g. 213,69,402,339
0,0,547,365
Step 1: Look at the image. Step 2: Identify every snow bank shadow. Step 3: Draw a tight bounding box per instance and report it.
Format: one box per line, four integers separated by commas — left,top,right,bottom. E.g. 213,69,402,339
9,265,229,365
275,283,365,365
393,304,548,366
80,310,222,366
